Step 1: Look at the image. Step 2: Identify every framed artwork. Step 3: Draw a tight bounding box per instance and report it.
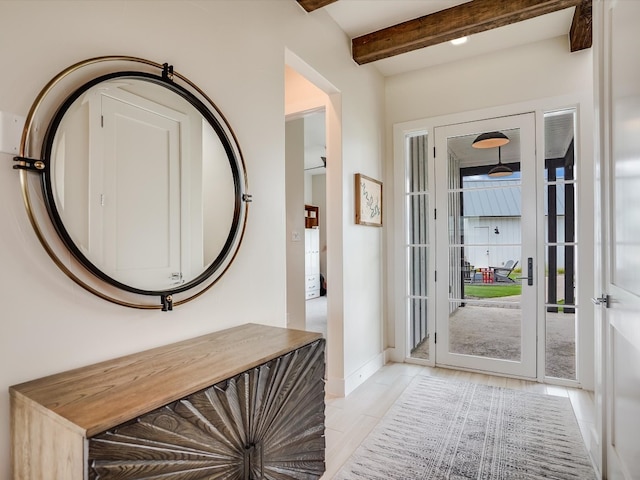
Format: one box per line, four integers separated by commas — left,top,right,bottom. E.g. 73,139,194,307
355,173,383,226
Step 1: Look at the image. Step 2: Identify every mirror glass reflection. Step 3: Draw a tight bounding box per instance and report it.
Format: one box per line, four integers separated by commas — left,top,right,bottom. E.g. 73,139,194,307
48,77,237,292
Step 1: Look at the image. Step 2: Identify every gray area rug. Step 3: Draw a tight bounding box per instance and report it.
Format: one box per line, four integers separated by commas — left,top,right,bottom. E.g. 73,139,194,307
335,376,596,479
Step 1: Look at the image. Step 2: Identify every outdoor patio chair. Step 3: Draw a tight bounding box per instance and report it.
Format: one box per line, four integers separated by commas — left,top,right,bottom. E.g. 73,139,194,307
492,260,518,283
462,261,475,283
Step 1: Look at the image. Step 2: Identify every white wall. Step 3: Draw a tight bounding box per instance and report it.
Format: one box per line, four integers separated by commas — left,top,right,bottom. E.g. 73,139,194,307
0,1,385,477
385,36,595,387
386,36,592,123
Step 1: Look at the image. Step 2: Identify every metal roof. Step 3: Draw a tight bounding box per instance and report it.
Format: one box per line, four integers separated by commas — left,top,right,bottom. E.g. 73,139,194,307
462,178,566,217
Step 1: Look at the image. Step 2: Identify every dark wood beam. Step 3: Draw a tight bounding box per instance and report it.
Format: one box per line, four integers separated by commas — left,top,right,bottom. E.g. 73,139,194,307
296,0,338,13
570,0,592,52
353,0,585,65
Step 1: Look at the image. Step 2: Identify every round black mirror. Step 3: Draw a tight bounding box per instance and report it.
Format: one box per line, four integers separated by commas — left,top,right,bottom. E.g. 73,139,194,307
15,57,249,309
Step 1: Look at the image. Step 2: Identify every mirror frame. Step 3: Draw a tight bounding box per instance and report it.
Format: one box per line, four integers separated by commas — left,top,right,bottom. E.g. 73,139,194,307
14,56,250,310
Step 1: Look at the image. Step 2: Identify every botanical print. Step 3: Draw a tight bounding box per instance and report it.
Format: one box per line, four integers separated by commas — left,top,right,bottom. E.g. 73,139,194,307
356,174,382,226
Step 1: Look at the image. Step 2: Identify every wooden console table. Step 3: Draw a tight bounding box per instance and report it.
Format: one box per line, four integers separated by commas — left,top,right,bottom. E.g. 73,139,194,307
10,324,325,479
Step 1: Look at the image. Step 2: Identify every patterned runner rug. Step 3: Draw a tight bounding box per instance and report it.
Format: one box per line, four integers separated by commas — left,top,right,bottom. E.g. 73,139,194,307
335,375,596,479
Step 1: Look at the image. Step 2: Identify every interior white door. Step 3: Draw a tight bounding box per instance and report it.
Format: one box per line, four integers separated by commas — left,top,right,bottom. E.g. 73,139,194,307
100,95,182,290
434,113,537,378
600,1,640,478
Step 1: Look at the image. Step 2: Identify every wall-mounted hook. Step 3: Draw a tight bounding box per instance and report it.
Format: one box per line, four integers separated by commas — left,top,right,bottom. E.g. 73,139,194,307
161,294,173,311
13,156,45,172
162,63,174,81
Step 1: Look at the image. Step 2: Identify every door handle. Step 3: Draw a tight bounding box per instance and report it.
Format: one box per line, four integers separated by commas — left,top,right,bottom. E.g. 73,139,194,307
591,294,610,308
515,257,534,286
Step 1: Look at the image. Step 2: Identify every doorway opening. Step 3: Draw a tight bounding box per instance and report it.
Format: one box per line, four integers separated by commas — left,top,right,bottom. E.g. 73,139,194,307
284,54,343,394
303,110,328,338
284,69,329,337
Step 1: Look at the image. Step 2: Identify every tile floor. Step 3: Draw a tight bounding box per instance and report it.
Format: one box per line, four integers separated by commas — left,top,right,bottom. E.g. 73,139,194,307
322,363,596,479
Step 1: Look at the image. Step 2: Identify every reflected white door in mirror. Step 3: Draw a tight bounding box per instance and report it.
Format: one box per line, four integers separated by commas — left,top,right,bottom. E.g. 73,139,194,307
12,56,250,310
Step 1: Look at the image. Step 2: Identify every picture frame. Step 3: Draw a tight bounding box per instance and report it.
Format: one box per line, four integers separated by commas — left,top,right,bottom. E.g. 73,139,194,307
355,173,383,227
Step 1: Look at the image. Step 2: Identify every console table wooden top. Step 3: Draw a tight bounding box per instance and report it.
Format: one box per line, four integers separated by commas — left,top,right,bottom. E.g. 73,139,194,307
10,323,322,437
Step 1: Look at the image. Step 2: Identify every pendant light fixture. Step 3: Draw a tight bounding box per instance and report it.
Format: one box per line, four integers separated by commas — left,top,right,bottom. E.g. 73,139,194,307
472,131,513,177
487,146,513,177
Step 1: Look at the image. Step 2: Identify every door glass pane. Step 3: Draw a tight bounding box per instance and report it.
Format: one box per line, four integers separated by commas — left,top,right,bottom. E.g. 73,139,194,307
407,133,430,360
447,129,523,362
545,248,577,379
409,247,429,296
409,297,429,359
544,108,578,380
408,195,429,244
408,133,428,192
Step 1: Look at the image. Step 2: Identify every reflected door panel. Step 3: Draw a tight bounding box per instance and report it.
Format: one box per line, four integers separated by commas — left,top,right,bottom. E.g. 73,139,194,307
101,95,182,290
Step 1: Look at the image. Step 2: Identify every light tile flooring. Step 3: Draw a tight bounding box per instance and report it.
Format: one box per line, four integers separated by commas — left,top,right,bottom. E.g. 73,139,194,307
322,363,596,479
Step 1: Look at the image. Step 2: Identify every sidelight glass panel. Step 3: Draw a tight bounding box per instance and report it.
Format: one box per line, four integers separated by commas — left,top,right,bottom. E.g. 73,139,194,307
544,108,578,380
407,133,431,360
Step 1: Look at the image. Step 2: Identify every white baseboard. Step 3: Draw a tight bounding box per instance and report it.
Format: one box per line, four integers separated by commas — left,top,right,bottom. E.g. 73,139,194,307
326,352,386,398
343,352,385,396
325,351,395,398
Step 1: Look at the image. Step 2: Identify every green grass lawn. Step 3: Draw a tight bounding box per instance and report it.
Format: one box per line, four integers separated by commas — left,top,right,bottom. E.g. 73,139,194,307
464,284,522,298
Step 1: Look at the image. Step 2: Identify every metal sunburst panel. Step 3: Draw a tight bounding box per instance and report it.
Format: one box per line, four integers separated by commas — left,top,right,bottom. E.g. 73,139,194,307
88,339,326,479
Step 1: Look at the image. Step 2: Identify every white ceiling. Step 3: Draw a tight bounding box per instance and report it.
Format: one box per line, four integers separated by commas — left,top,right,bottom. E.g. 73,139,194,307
299,1,577,171
324,0,577,77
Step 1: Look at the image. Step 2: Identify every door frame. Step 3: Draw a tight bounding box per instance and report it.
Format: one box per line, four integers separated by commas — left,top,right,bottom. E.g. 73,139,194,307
391,95,594,387
434,113,538,379
284,53,348,397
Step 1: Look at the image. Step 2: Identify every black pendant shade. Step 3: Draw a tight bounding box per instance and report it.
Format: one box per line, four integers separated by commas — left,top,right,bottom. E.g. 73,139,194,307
472,131,510,149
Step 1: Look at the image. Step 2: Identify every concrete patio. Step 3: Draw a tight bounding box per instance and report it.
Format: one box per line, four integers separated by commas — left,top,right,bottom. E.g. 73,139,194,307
411,297,576,380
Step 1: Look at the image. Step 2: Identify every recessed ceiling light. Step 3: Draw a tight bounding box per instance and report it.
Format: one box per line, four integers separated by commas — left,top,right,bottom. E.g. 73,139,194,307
450,36,468,46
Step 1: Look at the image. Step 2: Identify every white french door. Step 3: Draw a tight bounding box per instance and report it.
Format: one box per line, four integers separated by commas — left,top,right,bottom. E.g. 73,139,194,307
434,113,538,378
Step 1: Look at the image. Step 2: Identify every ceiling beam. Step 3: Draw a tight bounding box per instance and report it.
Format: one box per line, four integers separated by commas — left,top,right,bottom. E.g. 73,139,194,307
296,0,338,13
569,0,592,52
352,0,587,65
